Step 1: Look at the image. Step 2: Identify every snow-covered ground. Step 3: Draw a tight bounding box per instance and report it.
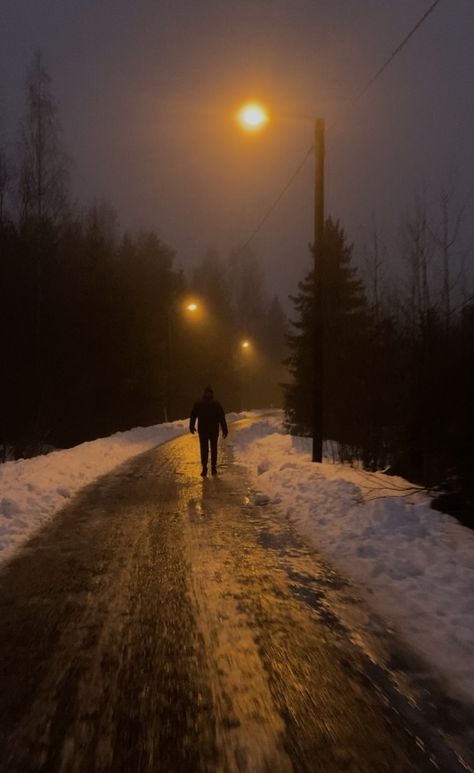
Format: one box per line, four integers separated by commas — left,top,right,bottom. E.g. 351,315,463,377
1,411,473,705
230,414,474,704
0,420,188,564
0,412,249,565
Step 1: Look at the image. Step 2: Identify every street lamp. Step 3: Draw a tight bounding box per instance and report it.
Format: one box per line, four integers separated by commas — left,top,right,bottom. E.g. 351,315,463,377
164,298,203,421
237,102,325,462
237,102,269,132
312,119,325,463
236,337,253,410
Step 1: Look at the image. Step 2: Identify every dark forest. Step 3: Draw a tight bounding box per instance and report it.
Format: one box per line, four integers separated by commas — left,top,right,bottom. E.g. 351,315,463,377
2,52,473,526
0,53,286,456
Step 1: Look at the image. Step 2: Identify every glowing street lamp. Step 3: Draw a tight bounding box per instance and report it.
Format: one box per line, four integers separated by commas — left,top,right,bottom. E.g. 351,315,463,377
237,338,253,410
237,102,268,132
164,298,202,420
237,102,325,462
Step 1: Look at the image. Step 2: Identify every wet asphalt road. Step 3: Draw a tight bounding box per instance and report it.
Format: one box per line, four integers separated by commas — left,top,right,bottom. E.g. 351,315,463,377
0,420,470,772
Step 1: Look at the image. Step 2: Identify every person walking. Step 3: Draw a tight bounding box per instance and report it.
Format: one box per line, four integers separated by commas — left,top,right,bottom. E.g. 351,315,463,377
189,386,228,476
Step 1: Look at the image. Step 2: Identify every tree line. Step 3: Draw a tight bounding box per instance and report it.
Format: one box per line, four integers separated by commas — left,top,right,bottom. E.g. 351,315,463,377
0,52,287,458
285,212,474,525
3,51,473,528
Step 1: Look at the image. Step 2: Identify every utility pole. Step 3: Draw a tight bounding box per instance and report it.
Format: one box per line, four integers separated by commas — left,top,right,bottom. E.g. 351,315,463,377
312,118,325,463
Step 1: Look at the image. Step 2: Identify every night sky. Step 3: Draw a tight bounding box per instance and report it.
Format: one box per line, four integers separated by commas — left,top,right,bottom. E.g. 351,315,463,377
1,0,473,304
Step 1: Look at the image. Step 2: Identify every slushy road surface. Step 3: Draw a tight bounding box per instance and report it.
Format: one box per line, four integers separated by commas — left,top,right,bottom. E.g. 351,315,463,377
0,420,465,772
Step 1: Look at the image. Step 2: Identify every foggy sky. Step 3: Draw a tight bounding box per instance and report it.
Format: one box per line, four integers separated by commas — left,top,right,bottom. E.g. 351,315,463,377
1,0,473,306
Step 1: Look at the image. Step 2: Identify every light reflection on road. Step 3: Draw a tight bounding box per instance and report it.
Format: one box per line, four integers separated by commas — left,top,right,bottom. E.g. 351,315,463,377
0,419,468,772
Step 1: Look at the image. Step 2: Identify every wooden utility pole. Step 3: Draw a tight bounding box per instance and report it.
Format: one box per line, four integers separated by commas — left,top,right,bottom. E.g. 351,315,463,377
312,118,325,462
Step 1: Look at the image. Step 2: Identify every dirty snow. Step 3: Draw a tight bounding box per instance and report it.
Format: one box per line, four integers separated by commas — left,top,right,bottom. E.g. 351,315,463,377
0,420,192,564
0,412,250,566
231,414,474,703
1,410,473,705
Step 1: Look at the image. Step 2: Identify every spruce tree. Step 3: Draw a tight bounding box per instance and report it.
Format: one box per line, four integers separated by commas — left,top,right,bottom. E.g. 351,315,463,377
285,217,368,450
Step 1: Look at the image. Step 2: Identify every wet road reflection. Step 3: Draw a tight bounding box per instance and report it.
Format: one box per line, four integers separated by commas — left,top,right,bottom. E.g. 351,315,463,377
0,421,469,772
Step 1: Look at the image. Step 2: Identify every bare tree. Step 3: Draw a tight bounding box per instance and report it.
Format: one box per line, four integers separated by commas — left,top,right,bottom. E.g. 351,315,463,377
0,100,11,223
18,49,69,224
0,145,10,223
430,190,468,331
16,50,70,440
363,213,386,324
401,191,434,328
227,244,266,335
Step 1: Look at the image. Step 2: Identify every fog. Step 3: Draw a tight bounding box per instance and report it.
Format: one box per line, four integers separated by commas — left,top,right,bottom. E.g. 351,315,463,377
1,0,473,304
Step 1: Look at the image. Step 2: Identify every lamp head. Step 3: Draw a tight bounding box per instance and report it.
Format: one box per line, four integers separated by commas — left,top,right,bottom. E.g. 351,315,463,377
237,102,268,132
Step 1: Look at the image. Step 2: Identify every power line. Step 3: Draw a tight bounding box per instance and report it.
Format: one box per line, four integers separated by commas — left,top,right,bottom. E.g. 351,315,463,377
234,145,314,257
234,0,443,255
341,0,442,118
449,292,474,317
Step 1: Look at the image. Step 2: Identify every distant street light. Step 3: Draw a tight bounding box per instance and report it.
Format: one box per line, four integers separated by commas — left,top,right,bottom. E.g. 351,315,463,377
237,102,325,462
164,298,203,421
236,337,253,410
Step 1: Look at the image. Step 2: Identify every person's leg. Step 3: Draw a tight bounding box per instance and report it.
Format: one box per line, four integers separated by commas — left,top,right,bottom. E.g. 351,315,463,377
199,433,209,474
210,434,218,473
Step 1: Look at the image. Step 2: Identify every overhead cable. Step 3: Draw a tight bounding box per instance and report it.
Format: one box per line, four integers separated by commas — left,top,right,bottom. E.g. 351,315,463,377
234,0,443,253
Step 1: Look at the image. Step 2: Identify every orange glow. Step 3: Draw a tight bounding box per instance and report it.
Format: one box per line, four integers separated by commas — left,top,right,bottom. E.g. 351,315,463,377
241,339,250,349
237,102,268,132
186,302,198,312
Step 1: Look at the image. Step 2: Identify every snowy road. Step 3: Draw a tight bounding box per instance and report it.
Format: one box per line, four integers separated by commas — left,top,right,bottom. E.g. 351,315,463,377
0,421,466,772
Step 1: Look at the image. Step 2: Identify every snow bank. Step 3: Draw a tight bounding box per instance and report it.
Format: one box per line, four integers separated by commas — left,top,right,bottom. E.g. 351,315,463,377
0,420,190,565
231,417,474,701
0,411,252,567
2,410,473,703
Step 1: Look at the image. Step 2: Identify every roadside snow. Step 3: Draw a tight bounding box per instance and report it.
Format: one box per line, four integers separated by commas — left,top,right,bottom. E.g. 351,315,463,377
0,412,250,566
231,415,474,702
2,410,473,705
0,420,190,564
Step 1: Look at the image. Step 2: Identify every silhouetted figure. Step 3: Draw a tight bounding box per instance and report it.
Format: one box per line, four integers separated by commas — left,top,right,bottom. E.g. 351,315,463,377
190,386,228,476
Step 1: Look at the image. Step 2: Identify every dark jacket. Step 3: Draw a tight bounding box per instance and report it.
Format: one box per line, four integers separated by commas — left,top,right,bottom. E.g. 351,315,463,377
190,397,228,437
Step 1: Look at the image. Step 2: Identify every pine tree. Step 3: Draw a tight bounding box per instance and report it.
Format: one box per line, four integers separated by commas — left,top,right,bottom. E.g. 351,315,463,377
285,217,368,449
